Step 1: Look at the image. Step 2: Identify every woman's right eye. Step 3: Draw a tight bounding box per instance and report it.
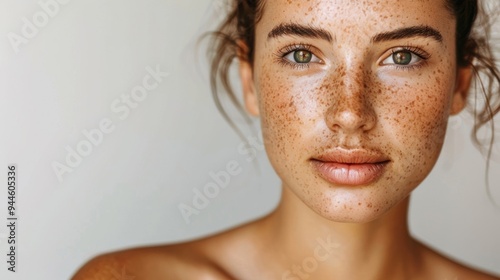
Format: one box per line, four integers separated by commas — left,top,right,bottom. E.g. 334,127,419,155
284,50,321,64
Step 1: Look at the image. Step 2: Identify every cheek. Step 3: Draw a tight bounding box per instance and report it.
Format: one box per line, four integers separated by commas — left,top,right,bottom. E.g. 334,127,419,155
255,67,331,163
379,69,456,177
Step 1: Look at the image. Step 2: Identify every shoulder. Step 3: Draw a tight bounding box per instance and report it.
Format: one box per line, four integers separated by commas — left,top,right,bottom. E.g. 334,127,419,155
71,216,272,279
70,242,234,280
70,220,265,280
418,242,500,280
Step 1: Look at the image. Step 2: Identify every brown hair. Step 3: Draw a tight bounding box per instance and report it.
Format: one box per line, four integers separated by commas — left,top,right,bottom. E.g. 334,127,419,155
207,0,500,152
206,0,265,138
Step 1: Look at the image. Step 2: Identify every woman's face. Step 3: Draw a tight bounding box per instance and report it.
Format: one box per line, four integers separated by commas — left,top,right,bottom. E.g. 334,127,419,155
241,0,472,222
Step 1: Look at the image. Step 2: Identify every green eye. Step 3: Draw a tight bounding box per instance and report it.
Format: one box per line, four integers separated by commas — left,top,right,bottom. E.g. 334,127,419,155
281,46,321,67
392,51,412,65
293,50,313,63
382,49,424,67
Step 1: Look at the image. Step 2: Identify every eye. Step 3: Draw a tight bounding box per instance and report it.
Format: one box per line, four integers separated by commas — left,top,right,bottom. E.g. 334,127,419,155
382,49,423,66
284,49,321,64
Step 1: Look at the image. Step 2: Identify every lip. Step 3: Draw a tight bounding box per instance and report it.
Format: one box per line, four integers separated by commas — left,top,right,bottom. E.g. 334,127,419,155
311,148,390,186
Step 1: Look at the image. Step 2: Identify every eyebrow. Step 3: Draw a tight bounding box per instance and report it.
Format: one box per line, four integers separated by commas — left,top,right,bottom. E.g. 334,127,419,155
267,23,333,42
267,23,443,44
371,25,443,43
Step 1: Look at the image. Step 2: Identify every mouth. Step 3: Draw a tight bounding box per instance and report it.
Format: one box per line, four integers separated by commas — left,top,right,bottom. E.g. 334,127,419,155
310,148,390,186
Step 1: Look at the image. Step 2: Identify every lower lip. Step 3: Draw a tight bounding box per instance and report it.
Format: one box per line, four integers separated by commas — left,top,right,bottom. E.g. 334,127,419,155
311,160,389,186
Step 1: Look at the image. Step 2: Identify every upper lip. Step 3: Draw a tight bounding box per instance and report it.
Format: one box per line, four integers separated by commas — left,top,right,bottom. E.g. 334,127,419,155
311,148,390,164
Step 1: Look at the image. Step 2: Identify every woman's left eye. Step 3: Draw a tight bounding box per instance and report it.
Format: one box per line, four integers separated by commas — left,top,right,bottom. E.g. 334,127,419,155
382,50,423,66
284,50,321,64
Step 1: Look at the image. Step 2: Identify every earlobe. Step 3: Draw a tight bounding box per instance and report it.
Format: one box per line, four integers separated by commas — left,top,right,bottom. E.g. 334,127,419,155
450,66,473,115
237,41,259,116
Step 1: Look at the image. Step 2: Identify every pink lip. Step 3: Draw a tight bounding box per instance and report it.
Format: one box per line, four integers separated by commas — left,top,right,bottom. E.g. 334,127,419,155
311,149,390,186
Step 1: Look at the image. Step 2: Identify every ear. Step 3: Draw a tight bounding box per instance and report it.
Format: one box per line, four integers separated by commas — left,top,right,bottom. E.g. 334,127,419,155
237,41,259,116
450,66,473,115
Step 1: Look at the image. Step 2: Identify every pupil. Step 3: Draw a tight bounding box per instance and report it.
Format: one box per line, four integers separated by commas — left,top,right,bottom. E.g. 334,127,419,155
294,50,312,63
393,51,412,65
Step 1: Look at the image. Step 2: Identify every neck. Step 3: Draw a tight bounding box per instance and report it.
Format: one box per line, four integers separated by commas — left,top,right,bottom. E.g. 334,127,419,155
261,186,422,279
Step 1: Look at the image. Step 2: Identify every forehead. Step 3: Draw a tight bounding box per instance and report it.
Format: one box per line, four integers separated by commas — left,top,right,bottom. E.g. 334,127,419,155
257,0,455,40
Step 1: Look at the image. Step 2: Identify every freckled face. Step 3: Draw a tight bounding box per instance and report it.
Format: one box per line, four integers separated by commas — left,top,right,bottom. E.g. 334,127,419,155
247,0,464,222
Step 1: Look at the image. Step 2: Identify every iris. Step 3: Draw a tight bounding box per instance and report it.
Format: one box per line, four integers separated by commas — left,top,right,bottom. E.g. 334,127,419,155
392,51,412,65
293,50,313,63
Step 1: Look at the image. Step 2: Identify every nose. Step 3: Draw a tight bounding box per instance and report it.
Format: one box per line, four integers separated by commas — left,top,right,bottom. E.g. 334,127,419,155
325,69,377,133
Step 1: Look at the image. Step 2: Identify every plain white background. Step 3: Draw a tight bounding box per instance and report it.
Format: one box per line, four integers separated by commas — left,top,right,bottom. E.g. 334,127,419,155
0,0,499,279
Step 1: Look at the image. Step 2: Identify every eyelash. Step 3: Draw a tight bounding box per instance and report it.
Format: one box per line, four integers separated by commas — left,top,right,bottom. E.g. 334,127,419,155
275,44,431,71
275,43,318,70
386,45,431,71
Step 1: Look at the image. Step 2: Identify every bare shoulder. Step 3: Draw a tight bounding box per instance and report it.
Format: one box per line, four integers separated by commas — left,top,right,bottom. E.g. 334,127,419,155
70,240,235,280
71,220,263,280
418,241,500,280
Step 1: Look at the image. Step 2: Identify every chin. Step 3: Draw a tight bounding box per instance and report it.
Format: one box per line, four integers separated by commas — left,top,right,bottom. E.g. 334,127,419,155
297,182,413,224
314,206,397,224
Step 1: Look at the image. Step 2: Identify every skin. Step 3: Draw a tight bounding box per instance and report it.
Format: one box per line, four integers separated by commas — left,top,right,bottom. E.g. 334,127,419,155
72,0,500,279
